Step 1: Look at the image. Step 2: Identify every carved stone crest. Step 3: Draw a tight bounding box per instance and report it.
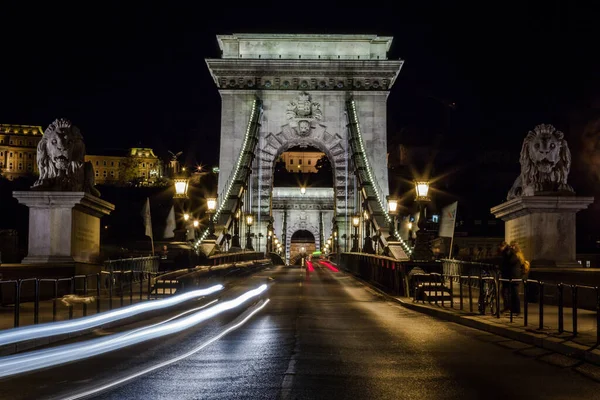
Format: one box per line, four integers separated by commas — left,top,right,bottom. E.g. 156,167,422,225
286,92,322,137
507,124,574,200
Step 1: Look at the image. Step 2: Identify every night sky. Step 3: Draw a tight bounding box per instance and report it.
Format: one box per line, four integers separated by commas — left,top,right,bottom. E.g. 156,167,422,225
2,2,599,183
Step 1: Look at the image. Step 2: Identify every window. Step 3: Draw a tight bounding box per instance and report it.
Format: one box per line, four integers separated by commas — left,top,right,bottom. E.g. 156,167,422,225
103,170,107,177
9,152,13,158
111,161,114,167
9,162,13,169
0,151,3,157
28,141,33,146
19,153,22,158
586,260,591,268
0,139,3,144
28,153,32,159
142,162,146,168
19,140,23,145
308,160,311,165
289,159,293,165
298,159,302,165
110,170,115,177
27,163,32,171
18,163,22,170
9,140,13,145
103,161,107,166
432,215,439,223
95,170,99,177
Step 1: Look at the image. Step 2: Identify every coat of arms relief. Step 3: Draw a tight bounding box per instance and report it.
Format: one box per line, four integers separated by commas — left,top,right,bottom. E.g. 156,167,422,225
286,92,323,137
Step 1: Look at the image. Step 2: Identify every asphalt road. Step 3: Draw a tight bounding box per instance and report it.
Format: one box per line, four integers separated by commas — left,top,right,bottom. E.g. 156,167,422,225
0,262,598,400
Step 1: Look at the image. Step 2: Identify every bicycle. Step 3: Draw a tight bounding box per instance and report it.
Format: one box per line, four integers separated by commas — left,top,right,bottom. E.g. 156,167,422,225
478,271,498,316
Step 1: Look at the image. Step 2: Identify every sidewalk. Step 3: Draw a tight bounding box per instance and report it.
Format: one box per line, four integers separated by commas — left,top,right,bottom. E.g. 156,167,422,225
391,292,600,366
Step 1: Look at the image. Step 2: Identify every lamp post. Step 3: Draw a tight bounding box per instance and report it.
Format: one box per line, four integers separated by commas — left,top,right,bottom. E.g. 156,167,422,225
362,209,375,254
351,214,360,252
231,208,242,249
245,213,254,251
411,180,434,261
193,219,199,240
386,196,398,241
206,196,217,240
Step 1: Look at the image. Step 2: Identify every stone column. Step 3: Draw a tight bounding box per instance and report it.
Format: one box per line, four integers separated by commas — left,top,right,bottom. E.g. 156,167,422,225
13,191,114,264
491,196,594,268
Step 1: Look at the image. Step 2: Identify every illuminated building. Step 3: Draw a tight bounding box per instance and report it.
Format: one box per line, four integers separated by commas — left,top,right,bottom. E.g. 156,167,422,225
85,147,163,185
0,124,43,180
278,151,325,173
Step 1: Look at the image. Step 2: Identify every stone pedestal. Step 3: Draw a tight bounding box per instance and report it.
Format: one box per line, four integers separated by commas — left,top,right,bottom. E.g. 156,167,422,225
13,191,115,264
491,196,594,268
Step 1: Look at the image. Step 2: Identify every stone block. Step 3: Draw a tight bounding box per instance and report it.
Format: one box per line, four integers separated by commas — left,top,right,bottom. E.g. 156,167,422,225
13,191,114,264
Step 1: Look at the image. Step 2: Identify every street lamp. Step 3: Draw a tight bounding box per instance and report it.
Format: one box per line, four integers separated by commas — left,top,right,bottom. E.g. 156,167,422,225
183,213,190,222
387,196,398,241
351,214,360,252
300,186,306,195
206,196,217,240
231,208,242,249
245,213,254,251
362,209,375,254
173,177,189,199
412,179,434,261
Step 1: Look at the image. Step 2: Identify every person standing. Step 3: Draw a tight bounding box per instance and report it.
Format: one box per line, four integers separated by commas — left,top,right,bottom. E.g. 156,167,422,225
499,241,521,314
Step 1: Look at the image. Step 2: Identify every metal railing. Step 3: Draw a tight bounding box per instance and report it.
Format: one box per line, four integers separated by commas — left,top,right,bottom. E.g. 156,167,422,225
0,271,159,329
103,256,160,274
411,262,600,345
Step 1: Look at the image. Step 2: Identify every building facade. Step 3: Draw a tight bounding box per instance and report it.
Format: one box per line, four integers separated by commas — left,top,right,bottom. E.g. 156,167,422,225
278,151,325,173
0,124,43,180
85,147,163,185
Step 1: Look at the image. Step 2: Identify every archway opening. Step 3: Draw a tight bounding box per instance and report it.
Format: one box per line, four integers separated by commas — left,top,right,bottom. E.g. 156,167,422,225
290,230,316,265
273,145,333,188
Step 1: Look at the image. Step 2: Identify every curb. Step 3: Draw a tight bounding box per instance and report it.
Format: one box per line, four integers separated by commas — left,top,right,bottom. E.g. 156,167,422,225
345,270,600,367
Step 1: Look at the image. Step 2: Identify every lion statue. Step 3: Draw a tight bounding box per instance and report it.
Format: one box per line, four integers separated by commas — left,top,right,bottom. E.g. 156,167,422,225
507,124,574,200
31,118,100,196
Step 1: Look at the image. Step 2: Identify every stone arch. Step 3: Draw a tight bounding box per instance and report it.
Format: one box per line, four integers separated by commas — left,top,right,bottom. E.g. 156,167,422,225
255,122,349,218
286,220,320,263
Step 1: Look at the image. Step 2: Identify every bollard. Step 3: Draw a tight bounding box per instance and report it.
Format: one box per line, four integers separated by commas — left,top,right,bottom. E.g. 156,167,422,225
557,283,564,333
572,285,578,336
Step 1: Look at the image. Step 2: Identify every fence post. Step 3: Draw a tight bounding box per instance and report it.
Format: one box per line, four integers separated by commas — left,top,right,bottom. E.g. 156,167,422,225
523,279,528,326
69,278,74,320
95,273,100,314
468,277,473,313
14,280,21,328
596,286,600,346
34,279,40,324
109,271,114,310
139,271,143,301
129,271,133,305
557,283,564,333
459,276,464,310
572,285,578,336
82,276,88,317
53,280,58,322
147,273,152,300
538,282,544,330
449,275,454,308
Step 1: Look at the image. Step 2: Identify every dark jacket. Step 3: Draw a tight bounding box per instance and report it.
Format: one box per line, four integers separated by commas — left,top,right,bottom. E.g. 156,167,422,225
500,246,521,280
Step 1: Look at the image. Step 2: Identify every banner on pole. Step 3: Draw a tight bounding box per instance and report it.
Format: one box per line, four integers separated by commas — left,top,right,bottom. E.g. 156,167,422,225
438,201,458,238
142,197,153,239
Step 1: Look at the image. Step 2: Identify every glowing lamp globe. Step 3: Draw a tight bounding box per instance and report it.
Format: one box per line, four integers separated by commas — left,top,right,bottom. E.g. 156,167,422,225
352,215,360,227
387,197,398,215
173,177,189,198
415,181,430,200
206,197,217,212
246,214,254,226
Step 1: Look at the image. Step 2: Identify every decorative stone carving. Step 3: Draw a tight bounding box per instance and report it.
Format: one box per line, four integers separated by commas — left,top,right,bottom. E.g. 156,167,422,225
286,92,322,137
32,118,100,197
507,124,574,200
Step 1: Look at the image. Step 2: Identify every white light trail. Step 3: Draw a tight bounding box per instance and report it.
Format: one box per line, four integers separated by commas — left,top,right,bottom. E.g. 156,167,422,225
62,298,270,400
0,284,268,379
0,284,224,347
